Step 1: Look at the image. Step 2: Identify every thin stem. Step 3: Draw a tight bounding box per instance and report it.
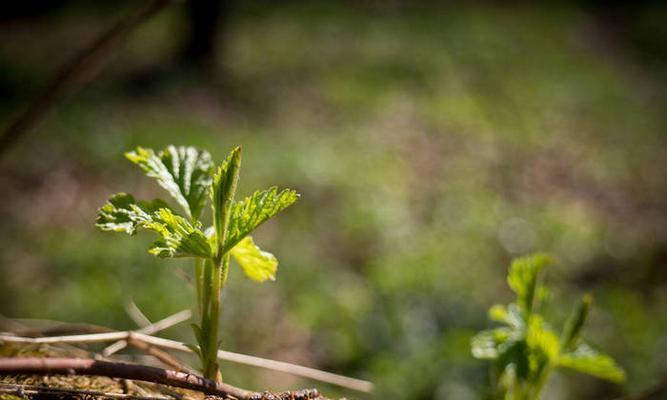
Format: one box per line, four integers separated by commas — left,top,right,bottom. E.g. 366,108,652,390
203,253,229,380
199,259,213,364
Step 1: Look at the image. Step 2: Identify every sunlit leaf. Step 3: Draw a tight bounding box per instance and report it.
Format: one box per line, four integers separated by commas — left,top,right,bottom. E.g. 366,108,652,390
96,193,168,234
559,344,626,383
211,147,241,256
507,253,553,315
126,146,214,219
143,208,212,258
230,236,278,282
224,187,299,253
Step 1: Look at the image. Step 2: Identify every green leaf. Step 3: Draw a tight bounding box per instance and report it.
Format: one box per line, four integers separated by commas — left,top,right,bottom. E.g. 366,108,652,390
561,294,592,351
230,236,278,282
143,208,212,258
507,253,553,315
126,146,214,219
96,193,168,235
223,187,299,253
559,344,626,383
211,147,241,257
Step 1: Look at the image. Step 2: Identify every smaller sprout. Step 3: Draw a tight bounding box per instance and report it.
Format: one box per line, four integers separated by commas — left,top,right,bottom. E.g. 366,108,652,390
471,254,625,400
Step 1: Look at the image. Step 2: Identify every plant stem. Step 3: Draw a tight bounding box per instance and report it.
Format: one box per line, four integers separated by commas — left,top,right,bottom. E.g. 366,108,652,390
203,253,229,380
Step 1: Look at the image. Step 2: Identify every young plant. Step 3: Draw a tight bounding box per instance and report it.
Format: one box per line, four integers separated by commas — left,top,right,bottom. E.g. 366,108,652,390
96,145,298,380
471,254,625,400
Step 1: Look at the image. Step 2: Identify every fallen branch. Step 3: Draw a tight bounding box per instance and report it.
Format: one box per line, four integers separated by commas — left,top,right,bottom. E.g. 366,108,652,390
0,357,255,399
0,331,374,393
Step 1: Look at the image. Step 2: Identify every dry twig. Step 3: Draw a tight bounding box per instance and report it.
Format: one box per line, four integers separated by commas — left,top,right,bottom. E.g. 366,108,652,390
0,357,255,399
0,331,374,393
102,309,192,357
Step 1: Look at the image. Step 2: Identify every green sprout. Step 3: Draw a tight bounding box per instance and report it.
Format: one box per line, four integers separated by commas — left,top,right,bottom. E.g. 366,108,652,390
96,145,298,380
471,254,625,400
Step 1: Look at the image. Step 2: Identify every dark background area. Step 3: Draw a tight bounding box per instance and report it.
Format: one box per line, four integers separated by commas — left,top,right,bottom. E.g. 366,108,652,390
0,1,666,399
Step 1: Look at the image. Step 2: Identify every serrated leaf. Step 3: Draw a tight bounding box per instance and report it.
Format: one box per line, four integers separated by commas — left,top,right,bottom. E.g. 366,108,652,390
223,187,299,253
559,344,626,383
96,193,168,234
508,253,553,315
230,236,278,282
211,147,241,256
144,208,212,258
126,146,214,219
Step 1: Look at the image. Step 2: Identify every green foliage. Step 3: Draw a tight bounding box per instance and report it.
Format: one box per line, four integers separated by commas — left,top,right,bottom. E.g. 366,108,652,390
96,193,168,235
230,236,278,282
142,208,212,259
471,254,625,400
225,188,300,254
211,147,241,258
125,146,214,220
96,145,298,380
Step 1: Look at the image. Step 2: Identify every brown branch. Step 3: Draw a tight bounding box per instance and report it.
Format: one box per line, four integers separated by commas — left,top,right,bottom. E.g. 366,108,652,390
0,357,255,399
0,330,374,393
126,336,188,373
0,0,174,158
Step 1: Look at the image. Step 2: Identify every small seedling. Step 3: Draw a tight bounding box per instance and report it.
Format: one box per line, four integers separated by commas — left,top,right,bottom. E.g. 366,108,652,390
471,254,625,399
96,145,298,380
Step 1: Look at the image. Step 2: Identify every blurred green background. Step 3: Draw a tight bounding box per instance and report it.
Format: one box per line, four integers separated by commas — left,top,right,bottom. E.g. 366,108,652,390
1,1,666,399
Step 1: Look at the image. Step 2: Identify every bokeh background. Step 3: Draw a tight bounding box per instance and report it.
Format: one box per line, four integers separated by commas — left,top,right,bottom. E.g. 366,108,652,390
1,1,666,399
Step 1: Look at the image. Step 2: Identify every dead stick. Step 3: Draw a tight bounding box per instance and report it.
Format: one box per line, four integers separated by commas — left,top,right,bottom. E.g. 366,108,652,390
0,331,374,393
0,357,254,399
119,303,196,373
132,333,374,393
103,309,192,357
0,0,174,158
126,336,189,373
